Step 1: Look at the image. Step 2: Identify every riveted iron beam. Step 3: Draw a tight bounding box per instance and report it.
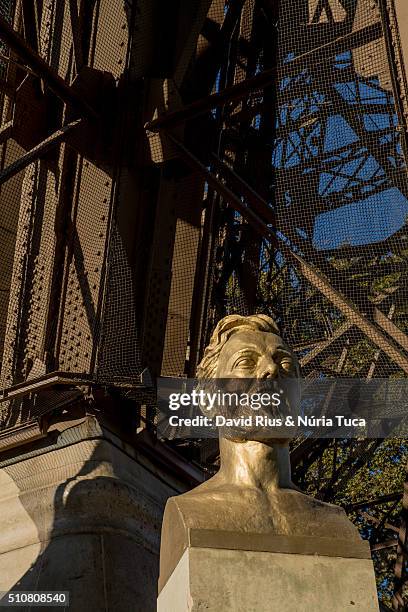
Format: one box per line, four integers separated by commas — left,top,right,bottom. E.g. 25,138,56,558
374,307,408,352
344,492,403,512
210,153,275,225
21,0,40,53
0,119,82,186
372,539,398,551
168,133,279,246
300,321,354,367
169,134,408,374
68,0,85,72
0,15,97,118
361,512,399,534
146,21,382,132
295,257,408,374
0,120,13,145
393,462,408,610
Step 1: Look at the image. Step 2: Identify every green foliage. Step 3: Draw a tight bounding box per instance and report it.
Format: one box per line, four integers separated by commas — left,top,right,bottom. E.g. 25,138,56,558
292,437,408,608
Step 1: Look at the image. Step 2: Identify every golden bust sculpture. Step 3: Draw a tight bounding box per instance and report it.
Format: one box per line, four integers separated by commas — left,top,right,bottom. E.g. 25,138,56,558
159,314,363,589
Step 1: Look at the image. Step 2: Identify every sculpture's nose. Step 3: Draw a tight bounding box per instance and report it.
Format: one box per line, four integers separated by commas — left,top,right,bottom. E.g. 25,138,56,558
257,357,279,379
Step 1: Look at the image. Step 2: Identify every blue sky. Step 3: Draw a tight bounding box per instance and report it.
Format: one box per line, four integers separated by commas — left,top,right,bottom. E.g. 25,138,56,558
272,51,407,251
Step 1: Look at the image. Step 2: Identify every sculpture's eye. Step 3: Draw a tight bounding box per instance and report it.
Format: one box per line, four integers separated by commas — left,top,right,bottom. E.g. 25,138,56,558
279,357,294,375
233,356,256,370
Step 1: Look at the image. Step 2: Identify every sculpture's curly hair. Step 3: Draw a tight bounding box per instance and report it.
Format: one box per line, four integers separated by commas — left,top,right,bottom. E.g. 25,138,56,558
196,314,281,379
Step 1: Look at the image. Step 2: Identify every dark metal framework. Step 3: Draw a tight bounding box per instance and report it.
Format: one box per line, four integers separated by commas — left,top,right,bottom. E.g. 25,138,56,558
0,0,407,607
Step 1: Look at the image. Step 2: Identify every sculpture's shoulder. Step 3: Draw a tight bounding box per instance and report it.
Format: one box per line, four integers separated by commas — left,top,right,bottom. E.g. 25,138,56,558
161,481,224,533
162,483,360,541
275,488,359,539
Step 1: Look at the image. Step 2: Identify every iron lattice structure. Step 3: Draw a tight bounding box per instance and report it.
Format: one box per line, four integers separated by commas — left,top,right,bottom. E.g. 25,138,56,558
0,0,407,607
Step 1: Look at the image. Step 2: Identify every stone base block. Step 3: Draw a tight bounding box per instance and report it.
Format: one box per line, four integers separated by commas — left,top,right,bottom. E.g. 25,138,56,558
158,537,379,612
0,433,179,611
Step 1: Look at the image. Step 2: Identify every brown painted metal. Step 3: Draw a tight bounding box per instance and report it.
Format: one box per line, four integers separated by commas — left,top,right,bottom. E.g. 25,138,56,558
170,134,408,374
187,185,221,377
0,13,97,118
168,133,279,245
385,0,408,136
393,0,408,74
0,0,129,392
294,256,408,374
392,464,408,610
0,120,13,145
344,493,403,512
378,0,408,167
374,307,408,352
21,0,40,54
0,119,82,186
378,8,408,605
210,150,276,226
68,0,85,72
160,175,204,377
57,0,129,377
362,512,399,534
0,0,59,390
300,321,354,367
372,540,398,551
142,1,262,377
0,6,404,606
145,21,382,132
140,168,204,377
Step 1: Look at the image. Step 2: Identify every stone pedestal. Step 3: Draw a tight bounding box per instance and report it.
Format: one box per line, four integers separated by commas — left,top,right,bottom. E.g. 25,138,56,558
0,420,191,612
158,530,379,612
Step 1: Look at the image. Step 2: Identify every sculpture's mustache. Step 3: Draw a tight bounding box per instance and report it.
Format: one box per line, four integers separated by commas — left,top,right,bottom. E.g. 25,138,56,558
199,379,296,417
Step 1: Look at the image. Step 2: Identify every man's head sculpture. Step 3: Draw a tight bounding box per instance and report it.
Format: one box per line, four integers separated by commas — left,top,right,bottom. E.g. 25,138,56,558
196,314,300,440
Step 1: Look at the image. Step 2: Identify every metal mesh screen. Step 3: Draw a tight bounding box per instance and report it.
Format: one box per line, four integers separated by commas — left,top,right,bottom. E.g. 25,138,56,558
0,2,406,414
200,0,408,384
0,1,406,604
185,6,408,604
272,0,408,379
0,0,143,430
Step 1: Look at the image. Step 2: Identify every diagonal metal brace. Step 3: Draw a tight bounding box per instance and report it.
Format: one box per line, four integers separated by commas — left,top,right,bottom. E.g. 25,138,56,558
146,21,382,132
0,15,97,119
0,119,83,186
169,134,408,374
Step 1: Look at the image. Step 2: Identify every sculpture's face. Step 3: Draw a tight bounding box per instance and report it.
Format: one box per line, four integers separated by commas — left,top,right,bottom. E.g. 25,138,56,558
216,329,297,380
214,328,299,441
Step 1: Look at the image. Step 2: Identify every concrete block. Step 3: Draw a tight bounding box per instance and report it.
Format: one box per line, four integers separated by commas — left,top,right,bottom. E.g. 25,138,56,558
158,543,380,612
